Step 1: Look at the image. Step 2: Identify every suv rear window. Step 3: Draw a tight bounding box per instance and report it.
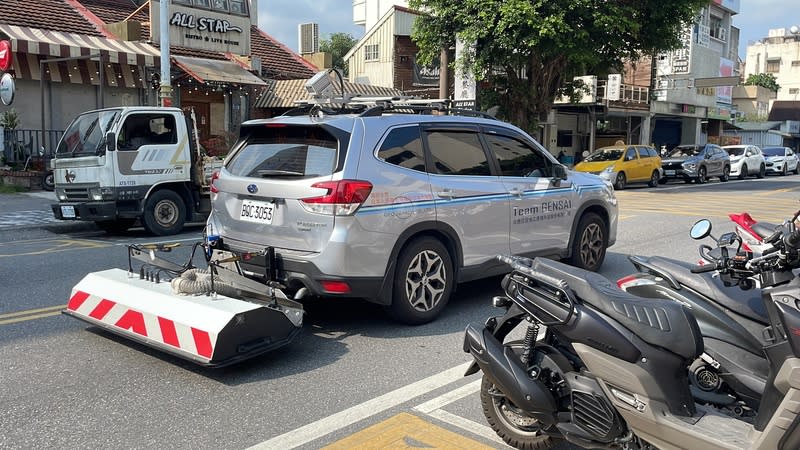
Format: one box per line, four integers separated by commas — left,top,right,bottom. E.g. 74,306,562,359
227,126,339,178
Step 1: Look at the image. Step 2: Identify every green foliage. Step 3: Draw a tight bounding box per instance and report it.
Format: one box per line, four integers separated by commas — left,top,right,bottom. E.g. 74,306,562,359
744,73,780,92
319,32,358,77
409,0,708,133
0,108,19,130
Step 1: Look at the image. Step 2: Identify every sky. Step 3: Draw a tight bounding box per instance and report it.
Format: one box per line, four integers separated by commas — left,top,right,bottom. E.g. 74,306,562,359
257,0,364,53
257,0,796,61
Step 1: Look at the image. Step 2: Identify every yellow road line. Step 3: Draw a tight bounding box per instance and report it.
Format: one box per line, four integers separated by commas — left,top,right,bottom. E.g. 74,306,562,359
0,239,110,258
0,309,64,325
0,304,66,320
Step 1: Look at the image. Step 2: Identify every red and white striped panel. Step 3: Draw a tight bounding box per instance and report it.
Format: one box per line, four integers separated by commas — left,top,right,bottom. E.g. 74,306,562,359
67,289,214,360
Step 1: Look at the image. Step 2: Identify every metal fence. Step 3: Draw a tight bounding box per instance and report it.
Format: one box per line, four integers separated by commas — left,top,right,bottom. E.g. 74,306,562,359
1,128,64,167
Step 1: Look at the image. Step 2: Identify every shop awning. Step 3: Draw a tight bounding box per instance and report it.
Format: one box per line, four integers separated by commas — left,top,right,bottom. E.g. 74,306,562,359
0,24,159,66
172,55,267,86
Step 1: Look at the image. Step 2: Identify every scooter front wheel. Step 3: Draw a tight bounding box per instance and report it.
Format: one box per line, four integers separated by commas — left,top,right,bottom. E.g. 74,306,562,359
480,376,560,449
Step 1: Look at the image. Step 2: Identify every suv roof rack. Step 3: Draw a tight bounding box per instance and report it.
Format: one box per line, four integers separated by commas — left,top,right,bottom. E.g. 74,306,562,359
282,96,495,120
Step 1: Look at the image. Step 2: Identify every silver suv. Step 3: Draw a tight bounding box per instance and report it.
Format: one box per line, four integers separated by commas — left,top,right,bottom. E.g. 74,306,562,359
206,103,618,324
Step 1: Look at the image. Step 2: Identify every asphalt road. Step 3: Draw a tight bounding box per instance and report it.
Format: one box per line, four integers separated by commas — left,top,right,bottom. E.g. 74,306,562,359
1,175,798,449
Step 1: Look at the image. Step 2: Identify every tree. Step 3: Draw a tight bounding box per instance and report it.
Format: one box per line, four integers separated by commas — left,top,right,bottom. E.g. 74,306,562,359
409,0,708,133
744,73,780,93
319,32,358,77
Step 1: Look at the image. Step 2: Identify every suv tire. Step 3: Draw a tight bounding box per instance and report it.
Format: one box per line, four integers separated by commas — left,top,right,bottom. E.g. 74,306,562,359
696,166,707,184
739,164,747,180
142,190,186,236
568,213,607,271
388,237,453,325
614,172,626,190
757,164,766,178
648,170,659,187
720,165,730,182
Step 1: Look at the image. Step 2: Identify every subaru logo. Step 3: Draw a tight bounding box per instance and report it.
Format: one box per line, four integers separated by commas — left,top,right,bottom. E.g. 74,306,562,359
247,184,258,194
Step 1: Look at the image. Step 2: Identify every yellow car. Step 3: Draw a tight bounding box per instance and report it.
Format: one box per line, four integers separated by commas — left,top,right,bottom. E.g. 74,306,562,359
574,145,662,190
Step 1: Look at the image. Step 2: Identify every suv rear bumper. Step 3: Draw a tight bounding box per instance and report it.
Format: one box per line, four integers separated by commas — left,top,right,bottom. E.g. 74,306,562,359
235,249,390,305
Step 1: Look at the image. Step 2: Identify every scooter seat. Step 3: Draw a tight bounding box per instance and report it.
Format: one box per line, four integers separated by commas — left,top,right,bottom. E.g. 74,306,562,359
644,256,768,324
751,221,779,240
530,258,703,361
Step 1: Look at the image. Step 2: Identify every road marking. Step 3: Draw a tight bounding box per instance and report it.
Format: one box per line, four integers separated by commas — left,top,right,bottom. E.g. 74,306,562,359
321,412,496,449
0,238,110,258
0,305,65,325
248,362,472,450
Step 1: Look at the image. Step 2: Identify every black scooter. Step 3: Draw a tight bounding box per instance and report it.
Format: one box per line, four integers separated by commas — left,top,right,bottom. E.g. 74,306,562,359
617,216,792,412
463,213,800,449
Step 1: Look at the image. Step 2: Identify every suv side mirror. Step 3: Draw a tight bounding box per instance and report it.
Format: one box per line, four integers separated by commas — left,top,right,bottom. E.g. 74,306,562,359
106,132,116,152
552,164,568,180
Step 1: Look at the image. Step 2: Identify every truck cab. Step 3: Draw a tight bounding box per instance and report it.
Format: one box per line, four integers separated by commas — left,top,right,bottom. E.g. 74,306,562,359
51,106,214,235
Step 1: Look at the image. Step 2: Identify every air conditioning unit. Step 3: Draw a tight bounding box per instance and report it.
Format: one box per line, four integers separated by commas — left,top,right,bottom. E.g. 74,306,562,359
299,23,319,54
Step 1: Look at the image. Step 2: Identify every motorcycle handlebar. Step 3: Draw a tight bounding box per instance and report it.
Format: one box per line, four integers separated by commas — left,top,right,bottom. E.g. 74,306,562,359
691,263,718,273
784,229,800,250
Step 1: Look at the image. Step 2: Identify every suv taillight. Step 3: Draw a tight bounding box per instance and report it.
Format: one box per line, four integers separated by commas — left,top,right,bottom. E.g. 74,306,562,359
300,180,373,216
210,170,220,193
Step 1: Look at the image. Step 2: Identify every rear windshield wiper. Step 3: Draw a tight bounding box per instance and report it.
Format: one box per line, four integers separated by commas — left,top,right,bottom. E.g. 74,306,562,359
256,169,305,177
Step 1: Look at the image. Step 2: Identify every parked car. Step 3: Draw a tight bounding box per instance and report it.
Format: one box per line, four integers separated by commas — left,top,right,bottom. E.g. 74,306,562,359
573,144,661,190
722,144,766,179
206,101,619,325
660,144,731,184
762,146,799,175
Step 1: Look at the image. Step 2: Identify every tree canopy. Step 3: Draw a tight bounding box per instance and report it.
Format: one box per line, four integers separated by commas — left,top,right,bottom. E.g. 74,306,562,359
744,73,780,93
319,32,358,77
409,0,708,133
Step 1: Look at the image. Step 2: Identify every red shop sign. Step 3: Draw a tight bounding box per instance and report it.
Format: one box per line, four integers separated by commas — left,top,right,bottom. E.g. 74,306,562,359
0,40,11,72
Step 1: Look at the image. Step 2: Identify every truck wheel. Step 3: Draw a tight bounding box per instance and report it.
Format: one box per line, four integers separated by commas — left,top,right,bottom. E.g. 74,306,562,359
96,218,136,234
567,213,607,271
387,237,453,325
142,190,185,236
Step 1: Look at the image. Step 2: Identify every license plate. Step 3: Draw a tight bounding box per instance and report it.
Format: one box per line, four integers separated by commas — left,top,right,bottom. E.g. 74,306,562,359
61,205,76,218
239,199,274,225
665,170,676,176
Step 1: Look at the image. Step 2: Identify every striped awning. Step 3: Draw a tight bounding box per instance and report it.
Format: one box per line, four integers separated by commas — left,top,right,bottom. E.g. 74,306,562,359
11,52,148,88
0,24,159,66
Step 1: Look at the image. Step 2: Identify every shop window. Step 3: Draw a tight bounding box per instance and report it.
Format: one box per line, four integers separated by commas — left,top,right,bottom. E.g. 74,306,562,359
792,61,800,67
364,44,379,61
767,59,781,73
790,88,799,95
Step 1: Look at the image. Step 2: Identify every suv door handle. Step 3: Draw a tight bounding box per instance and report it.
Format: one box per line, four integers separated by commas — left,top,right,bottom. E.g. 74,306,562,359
436,189,455,198
508,188,523,197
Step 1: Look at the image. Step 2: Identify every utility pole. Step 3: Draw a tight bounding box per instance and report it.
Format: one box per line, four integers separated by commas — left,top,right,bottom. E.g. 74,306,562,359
159,0,172,107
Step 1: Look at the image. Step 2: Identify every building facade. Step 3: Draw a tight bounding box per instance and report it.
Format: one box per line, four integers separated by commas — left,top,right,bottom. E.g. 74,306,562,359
744,27,800,103
0,0,316,159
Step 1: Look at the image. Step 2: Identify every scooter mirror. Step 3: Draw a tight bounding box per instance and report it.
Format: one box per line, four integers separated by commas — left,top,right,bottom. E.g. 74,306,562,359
690,219,712,240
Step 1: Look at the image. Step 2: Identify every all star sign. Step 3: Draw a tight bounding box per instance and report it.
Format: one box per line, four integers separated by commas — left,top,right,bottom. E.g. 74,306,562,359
0,40,12,72
150,2,250,56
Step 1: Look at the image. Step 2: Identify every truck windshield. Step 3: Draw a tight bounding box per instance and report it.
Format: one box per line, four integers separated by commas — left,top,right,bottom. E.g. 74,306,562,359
56,110,121,157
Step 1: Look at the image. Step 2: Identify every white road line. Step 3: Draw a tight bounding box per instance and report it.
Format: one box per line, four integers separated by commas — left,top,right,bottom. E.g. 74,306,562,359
247,361,472,450
414,378,509,446
414,379,481,413
427,409,508,447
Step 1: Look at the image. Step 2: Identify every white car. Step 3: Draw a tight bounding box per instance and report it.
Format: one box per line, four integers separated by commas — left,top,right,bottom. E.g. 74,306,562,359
722,145,766,179
762,146,799,176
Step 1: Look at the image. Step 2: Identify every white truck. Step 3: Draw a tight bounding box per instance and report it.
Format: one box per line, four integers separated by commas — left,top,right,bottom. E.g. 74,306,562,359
50,106,218,235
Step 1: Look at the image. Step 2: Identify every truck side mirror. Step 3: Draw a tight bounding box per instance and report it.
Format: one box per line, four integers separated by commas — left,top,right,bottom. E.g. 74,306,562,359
106,132,116,152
